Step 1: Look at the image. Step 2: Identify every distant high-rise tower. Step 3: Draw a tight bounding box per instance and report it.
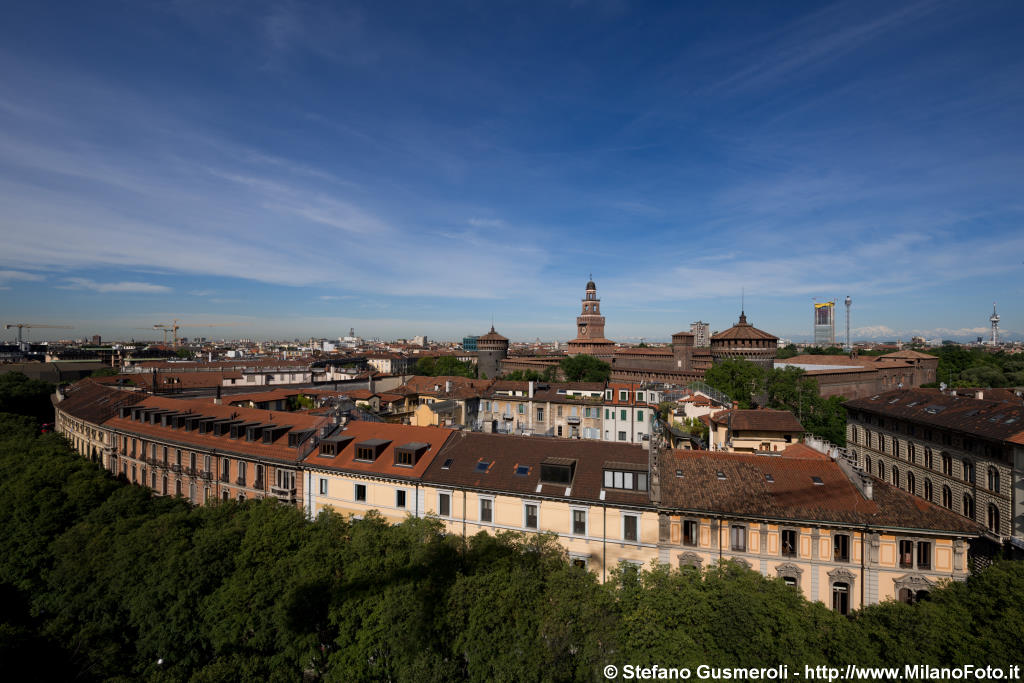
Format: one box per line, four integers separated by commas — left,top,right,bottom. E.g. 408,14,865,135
813,300,836,346
844,296,852,351
689,321,710,348
990,302,1000,345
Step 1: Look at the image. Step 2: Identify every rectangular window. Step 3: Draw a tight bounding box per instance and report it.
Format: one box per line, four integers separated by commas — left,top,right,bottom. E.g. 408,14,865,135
636,392,645,402
480,498,493,523
620,409,627,421
557,406,562,417
832,583,850,615
623,514,638,542
619,391,627,401
524,503,538,529
833,534,850,562
917,541,931,570
518,404,525,414
319,478,328,495
557,426,563,437
683,520,698,546
536,407,544,421
636,411,644,422
438,492,450,517
730,525,746,552
572,509,587,536
618,431,627,441
355,483,366,502
605,409,611,419
396,490,406,509
782,529,797,557
899,540,914,568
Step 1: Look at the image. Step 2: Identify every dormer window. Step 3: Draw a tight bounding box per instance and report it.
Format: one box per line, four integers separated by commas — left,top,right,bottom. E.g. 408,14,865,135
602,464,648,491
394,442,429,467
354,439,390,462
540,458,576,485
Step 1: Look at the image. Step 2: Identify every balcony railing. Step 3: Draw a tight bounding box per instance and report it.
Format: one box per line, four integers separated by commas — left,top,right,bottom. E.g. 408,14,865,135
200,470,212,480
253,479,264,491
271,485,297,503
170,464,182,473
566,416,581,425
236,477,248,486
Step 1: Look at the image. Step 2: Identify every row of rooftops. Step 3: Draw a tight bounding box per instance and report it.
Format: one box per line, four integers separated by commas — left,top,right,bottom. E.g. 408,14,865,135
845,388,1024,444
57,380,983,534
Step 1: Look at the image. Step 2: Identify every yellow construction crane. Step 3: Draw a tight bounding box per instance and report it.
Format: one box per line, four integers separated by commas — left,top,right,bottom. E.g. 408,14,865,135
4,322,73,346
151,319,239,345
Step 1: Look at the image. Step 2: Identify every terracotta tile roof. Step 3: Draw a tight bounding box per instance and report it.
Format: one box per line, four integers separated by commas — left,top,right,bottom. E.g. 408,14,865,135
844,388,1024,442
395,376,494,396
423,432,653,507
779,442,831,460
135,359,311,370
478,326,508,342
57,380,147,424
709,409,804,432
105,396,331,464
880,350,938,360
303,421,455,480
710,314,778,341
661,450,982,533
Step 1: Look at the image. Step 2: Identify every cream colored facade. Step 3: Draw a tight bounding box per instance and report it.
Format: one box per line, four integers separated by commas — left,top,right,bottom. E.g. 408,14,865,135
660,514,966,610
419,484,659,580
304,469,426,524
708,422,798,453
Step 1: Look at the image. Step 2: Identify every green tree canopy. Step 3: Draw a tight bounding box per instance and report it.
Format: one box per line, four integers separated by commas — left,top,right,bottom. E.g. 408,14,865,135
559,355,611,383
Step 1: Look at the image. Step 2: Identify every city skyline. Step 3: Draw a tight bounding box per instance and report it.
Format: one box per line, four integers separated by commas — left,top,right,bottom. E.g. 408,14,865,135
1,1,1023,342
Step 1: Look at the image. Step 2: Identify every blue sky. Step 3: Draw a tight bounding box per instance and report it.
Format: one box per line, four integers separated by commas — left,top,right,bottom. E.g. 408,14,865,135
1,1,1023,343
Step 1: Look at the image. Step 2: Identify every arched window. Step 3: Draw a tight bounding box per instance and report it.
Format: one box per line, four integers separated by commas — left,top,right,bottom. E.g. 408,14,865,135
892,465,900,488
924,478,933,501
942,485,952,509
963,460,975,484
941,454,952,475
963,493,975,520
162,475,167,495
907,471,915,495
865,455,872,472
924,448,933,469
908,443,916,463
987,467,999,493
877,460,884,478
987,504,1000,535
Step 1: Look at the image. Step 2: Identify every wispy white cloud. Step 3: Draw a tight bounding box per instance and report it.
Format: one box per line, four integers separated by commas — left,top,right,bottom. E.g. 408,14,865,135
0,269,44,284
58,278,172,294
468,217,504,228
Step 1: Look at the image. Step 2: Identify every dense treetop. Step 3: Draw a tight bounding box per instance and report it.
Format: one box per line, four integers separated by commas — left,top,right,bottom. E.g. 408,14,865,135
704,359,847,445
2,378,1021,680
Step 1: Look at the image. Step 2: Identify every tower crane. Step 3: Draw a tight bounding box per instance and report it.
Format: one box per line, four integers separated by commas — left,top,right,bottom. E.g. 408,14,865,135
4,323,73,346
150,320,239,345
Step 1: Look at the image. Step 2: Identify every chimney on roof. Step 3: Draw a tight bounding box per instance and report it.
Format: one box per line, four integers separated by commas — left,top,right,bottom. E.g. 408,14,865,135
445,380,452,394
214,384,222,405
529,380,535,399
